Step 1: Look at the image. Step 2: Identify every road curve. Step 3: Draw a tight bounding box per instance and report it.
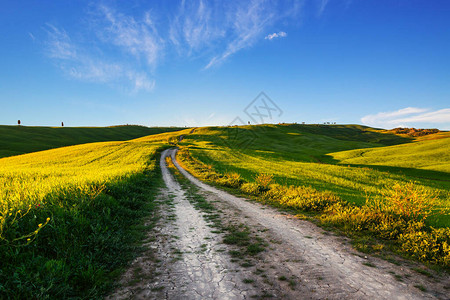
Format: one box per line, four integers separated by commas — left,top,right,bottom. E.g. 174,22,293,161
169,148,445,300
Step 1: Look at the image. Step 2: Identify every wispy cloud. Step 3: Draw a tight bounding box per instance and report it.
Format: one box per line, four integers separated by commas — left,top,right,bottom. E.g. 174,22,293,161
318,0,330,16
265,31,287,40
45,24,77,60
95,5,162,68
168,0,300,69
128,71,156,92
361,107,450,129
41,1,311,90
204,0,282,69
45,23,155,93
170,0,223,53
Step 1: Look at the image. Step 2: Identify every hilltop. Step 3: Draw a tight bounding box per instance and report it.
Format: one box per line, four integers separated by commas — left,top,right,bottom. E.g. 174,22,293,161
180,124,449,224
1,123,448,298
0,125,185,158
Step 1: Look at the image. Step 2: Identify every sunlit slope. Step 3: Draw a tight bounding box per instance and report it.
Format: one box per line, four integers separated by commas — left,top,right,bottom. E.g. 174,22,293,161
0,127,190,298
331,132,450,173
0,128,190,209
183,124,410,163
0,125,184,158
281,124,412,146
180,125,449,215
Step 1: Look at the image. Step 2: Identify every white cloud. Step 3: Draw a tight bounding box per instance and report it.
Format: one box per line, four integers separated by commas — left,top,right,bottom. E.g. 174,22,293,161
29,32,36,41
393,108,450,123
127,71,155,93
45,24,77,60
96,5,162,68
361,107,427,124
68,60,122,83
204,0,278,69
169,0,227,56
45,23,154,93
318,0,329,16
167,0,300,69
43,1,304,89
361,107,450,129
265,31,287,40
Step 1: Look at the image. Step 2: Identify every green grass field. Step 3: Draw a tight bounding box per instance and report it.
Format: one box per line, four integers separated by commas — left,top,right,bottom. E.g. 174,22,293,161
0,125,185,158
331,132,450,173
2,122,449,294
180,124,450,227
178,124,450,267
0,128,188,298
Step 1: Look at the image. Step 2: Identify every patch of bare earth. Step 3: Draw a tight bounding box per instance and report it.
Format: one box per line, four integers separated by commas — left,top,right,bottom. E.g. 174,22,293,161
108,149,292,299
107,149,449,299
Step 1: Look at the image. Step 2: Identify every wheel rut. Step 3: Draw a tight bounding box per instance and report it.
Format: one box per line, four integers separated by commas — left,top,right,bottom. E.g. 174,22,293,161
152,149,252,299
107,148,449,299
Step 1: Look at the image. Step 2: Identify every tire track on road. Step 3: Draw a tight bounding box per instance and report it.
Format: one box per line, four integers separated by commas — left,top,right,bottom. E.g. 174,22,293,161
170,148,448,300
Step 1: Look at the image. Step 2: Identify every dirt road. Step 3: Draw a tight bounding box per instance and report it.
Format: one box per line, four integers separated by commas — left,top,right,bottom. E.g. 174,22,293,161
108,148,449,299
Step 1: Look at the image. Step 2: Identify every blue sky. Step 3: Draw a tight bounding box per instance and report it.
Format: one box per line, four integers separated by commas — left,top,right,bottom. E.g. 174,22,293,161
1,0,449,129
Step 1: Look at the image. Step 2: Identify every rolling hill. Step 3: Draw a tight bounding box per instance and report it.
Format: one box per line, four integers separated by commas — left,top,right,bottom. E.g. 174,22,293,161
0,125,185,158
1,122,449,297
0,128,190,298
180,124,449,225
330,132,450,173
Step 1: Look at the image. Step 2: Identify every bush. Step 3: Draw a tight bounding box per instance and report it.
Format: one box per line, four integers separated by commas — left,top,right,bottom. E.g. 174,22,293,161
322,182,438,237
399,228,450,265
389,127,439,137
267,184,341,212
178,148,450,267
320,183,450,266
321,203,378,231
218,172,243,188
255,173,273,192
373,182,438,221
240,183,260,195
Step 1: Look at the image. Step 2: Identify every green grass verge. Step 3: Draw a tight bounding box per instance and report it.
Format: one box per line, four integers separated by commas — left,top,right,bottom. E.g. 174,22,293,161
176,124,450,268
179,124,449,227
165,155,266,261
177,147,450,269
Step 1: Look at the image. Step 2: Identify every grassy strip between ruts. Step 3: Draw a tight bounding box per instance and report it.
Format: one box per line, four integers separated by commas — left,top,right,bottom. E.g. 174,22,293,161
176,147,450,270
164,155,267,265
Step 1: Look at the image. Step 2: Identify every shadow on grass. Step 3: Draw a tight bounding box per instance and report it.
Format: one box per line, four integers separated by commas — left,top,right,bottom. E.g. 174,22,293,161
284,124,413,146
342,164,450,184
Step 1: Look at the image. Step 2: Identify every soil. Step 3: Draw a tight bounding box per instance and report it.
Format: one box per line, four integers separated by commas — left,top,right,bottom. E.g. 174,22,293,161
107,148,450,299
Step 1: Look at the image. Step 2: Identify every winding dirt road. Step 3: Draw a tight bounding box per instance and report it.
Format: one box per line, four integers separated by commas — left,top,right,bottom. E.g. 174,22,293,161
108,148,449,299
